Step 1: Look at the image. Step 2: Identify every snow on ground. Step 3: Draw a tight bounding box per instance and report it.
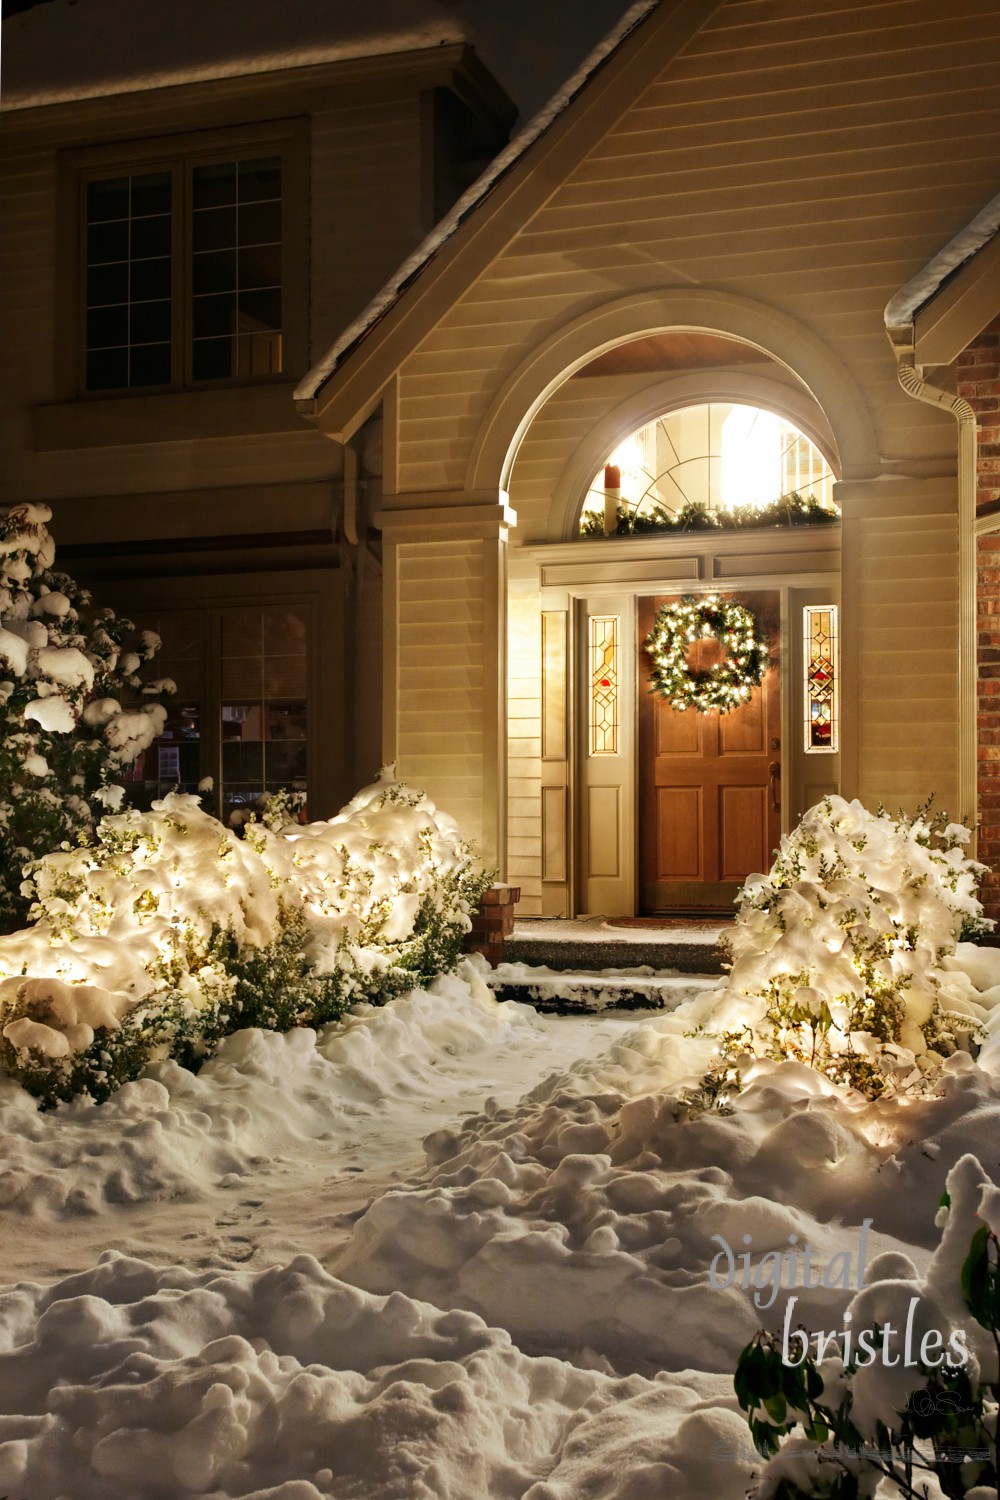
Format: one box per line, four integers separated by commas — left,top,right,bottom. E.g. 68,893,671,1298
512,917,729,944
3,950,1000,1497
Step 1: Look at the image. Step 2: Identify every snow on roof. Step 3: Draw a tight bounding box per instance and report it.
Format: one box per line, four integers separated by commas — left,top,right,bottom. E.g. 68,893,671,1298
0,0,472,110
295,0,659,404
884,187,1000,330
1,0,629,120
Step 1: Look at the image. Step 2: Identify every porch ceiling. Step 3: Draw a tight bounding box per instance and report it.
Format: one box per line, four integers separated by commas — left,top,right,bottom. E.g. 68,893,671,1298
572,332,771,378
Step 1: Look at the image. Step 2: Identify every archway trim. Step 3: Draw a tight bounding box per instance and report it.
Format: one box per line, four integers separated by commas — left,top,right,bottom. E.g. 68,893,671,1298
464,288,880,501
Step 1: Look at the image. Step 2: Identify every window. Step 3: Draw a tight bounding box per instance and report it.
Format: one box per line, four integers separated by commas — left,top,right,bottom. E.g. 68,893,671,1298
69,121,306,395
123,601,311,825
220,605,308,825
580,403,837,533
803,605,839,753
589,615,620,756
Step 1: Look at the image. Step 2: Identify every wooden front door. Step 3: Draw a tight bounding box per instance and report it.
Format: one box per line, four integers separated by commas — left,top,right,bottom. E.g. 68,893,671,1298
637,591,781,911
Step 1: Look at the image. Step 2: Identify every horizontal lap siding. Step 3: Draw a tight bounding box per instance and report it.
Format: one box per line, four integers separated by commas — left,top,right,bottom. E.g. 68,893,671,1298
311,100,422,359
395,540,487,847
847,501,960,813
506,569,544,912
397,0,1000,502
0,149,55,500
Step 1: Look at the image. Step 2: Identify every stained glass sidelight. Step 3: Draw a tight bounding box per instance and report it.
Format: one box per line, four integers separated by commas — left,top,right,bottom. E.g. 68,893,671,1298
804,605,838,753
589,616,619,755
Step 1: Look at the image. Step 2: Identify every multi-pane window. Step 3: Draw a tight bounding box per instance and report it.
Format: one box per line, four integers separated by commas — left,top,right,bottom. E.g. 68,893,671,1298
220,605,308,826
79,133,296,394
581,403,838,530
191,158,282,381
123,603,310,824
85,172,173,391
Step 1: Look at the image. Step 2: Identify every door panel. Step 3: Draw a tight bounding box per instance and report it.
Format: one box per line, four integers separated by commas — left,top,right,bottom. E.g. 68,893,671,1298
720,784,770,880
719,692,767,754
656,786,703,879
638,590,780,911
587,785,622,878
657,706,701,756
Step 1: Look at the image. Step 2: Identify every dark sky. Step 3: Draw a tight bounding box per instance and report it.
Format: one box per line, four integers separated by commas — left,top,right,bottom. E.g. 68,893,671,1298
1,0,635,123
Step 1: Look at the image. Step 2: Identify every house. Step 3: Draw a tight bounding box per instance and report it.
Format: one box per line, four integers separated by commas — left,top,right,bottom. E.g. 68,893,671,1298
4,0,1000,921
0,0,520,824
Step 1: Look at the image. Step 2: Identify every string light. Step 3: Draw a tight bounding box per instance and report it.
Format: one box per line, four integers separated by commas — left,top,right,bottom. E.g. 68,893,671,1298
643,594,769,714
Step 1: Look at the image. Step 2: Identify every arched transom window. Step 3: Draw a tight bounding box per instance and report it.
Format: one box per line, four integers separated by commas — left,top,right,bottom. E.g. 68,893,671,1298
580,402,838,535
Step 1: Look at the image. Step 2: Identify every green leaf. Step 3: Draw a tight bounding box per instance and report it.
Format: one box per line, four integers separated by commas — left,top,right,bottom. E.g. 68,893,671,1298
763,1392,788,1425
961,1224,995,1329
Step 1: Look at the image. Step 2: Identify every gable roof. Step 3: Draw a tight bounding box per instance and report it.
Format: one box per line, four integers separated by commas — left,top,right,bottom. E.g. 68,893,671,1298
884,188,1000,368
295,0,655,406
295,0,722,437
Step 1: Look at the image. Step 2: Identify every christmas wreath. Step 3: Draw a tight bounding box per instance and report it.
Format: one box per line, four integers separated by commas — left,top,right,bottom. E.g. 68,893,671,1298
644,594,769,714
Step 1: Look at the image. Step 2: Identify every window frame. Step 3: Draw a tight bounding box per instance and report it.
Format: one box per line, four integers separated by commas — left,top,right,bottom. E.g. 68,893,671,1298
100,567,342,822
58,118,309,401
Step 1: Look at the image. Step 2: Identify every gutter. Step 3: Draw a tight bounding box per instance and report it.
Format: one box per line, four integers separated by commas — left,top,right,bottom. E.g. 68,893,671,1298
886,326,977,830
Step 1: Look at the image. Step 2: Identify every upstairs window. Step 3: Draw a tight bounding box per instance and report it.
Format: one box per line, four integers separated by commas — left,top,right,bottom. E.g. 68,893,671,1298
69,121,306,395
85,171,174,390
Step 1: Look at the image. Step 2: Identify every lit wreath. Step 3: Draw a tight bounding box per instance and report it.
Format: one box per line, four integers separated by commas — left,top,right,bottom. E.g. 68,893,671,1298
644,594,769,714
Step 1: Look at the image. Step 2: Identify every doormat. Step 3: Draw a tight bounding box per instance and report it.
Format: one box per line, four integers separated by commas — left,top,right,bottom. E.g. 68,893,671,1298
606,916,732,929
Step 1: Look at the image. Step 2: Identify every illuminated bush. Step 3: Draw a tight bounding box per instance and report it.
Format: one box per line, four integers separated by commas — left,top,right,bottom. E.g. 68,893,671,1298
712,796,992,1098
0,772,491,1105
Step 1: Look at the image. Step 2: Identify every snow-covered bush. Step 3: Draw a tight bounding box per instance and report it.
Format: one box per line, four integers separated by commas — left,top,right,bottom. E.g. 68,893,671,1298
0,502,170,932
0,770,491,1104
714,796,993,1098
736,1151,1000,1500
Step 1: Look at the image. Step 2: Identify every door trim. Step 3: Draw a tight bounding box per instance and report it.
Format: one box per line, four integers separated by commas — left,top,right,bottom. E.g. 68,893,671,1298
523,526,840,915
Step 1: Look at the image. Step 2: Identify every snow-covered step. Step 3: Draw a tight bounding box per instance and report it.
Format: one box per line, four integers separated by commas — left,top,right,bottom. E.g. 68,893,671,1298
487,962,723,1013
504,917,731,976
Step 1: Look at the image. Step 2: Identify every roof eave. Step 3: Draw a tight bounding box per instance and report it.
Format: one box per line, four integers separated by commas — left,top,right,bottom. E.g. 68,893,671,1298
885,192,1000,371
299,0,726,442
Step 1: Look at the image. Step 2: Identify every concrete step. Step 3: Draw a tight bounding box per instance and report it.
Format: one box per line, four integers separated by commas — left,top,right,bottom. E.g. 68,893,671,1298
502,917,732,977
486,965,723,1014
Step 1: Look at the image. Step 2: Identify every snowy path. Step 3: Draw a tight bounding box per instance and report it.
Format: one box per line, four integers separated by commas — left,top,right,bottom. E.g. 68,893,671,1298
0,967,719,1287
4,958,1000,1499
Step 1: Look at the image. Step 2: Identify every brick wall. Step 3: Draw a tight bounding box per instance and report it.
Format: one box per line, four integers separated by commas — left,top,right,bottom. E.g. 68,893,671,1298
958,317,1000,922
463,885,520,966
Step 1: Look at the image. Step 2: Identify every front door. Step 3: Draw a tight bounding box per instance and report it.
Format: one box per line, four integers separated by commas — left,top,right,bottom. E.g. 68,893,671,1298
637,590,781,911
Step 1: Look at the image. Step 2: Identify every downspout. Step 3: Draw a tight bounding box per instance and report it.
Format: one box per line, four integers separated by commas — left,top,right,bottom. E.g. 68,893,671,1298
891,346,977,831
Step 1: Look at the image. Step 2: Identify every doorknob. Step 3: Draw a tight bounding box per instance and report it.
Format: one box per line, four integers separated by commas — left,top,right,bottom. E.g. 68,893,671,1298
768,761,781,811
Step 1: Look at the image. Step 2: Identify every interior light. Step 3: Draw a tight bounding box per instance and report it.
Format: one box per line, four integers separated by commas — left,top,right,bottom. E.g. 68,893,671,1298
720,406,783,509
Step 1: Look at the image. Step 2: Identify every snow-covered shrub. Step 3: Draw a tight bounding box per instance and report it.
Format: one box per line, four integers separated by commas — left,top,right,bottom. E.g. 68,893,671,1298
0,502,170,932
714,796,993,1098
735,1151,1000,1500
0,770,491,1104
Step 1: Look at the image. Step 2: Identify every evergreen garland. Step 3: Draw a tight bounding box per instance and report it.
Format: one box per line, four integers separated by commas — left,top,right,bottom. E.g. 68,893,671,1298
581,491,837,537
644,594,768,714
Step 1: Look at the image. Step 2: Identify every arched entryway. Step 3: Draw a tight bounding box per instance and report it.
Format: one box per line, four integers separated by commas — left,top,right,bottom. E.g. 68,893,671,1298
503,325,847,918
